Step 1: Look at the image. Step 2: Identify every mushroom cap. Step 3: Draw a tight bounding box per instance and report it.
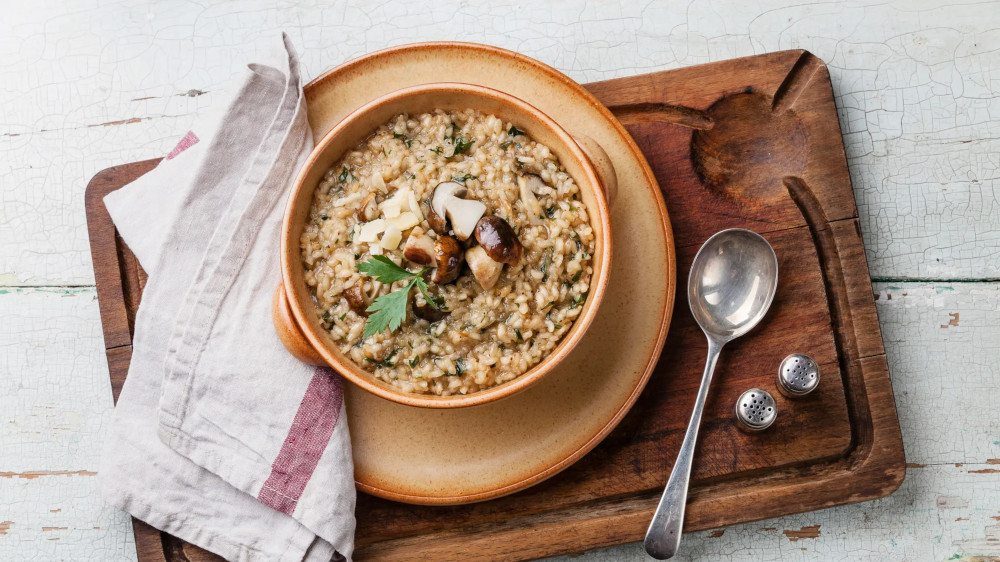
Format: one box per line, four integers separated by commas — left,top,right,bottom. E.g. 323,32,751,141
465,245,504,290
402,227,436,266
343,279,370,316
474,216,523,266
413,301,449,323
431,235,464,284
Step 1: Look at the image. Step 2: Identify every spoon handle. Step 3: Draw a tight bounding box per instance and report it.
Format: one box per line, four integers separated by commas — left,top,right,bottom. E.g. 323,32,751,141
644,338,723,559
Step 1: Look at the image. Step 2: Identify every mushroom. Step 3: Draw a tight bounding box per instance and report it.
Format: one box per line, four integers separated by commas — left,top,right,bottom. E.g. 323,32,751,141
413,301,449,323
465,245,504,290
429,181,487,240
431,235,464,284
518,173,545,223
343,279,370,316
445,198,487,240
474,216,523,266
356,193,378,222
402,227,436,266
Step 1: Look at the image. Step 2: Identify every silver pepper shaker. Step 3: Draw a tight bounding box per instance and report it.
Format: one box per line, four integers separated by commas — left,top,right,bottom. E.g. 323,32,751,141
777,353,821,397
734,388,777,432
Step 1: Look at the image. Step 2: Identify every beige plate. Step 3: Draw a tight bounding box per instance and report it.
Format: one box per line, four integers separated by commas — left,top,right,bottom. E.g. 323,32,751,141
305,42,675,505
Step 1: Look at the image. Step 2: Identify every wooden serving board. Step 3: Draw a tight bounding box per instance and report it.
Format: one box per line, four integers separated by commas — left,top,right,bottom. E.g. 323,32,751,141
85,50,904,561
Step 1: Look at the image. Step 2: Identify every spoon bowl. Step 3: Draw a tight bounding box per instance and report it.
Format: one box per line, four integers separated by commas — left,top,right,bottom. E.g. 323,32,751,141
688,229,779,341
644,228,778,559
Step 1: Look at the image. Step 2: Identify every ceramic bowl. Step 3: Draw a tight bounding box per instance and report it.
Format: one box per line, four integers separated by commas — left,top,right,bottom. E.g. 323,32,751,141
272,82,617,408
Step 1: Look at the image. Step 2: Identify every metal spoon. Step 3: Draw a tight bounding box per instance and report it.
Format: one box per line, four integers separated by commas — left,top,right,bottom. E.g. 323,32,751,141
644,228,779,559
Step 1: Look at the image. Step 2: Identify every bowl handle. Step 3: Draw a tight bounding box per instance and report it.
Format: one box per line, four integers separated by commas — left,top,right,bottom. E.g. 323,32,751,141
272,283,326,365
573,134,618,208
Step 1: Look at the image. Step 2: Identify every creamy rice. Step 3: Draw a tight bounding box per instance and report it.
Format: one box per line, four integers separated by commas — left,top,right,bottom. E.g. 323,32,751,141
300,108,595,396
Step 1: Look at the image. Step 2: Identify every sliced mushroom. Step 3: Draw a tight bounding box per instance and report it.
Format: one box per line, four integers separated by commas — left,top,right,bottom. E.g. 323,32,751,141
343,280,370,316
445,198,487,240
413,301,449,323
402,227,436,266
474,216,523,266
465,245,504,290
426,202,449,235
431,181,467,218
431,235,463,284
356,193,378,222
518,173,545,223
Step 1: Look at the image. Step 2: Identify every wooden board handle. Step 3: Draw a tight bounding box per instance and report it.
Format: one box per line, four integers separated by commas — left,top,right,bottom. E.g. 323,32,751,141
573,134,618,208
272,283,326,366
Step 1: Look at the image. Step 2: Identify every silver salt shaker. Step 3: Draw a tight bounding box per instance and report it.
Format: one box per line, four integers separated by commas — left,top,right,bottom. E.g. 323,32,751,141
735,388,777,432
777,353,821,397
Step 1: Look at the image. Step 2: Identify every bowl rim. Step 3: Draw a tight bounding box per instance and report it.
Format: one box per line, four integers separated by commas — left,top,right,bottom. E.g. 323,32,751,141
281,81,613,409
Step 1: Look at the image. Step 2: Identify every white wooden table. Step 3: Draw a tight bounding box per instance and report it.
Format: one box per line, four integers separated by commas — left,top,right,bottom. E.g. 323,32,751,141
2,1,998,560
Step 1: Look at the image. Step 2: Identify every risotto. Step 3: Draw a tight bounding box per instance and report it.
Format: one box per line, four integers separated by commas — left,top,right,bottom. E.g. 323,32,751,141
299,108,596,396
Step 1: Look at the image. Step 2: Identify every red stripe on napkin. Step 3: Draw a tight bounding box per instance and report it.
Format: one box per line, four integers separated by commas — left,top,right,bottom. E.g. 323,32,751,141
166,131,200,160
257,367,343,515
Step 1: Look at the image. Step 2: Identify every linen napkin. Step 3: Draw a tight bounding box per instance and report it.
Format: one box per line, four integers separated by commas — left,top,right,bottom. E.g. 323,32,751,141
99,34,356,561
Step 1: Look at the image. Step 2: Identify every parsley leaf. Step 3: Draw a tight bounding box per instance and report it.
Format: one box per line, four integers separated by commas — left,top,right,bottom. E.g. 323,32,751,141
357,257,440,338
338,166,350,183
452,173,477,182
455,357,467,376
358,255,418,284
364,287,413,338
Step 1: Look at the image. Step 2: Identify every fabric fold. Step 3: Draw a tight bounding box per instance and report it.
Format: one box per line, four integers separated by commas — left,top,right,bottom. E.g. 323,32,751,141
100,34,355,562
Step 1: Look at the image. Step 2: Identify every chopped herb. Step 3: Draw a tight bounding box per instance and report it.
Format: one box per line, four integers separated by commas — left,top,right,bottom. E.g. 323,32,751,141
455,358,467,376
570,292,588,309
508,125,526,137
339,313,347,321
500,140,512,150
571,231,582,251
452,173,477,182
382,146,390,157
409,356,421,368
321,310,334,330
553,323,563,329
542,301,554,310
357,256,440,338
405,170,416,179
541,248,553,282
572,271,582,283
338,166,350,183
320,214,329,220
450,136,473,156
514,328,524,344
430,146,443,154
545,206,557,219
393,132,409,147
461,322,473,331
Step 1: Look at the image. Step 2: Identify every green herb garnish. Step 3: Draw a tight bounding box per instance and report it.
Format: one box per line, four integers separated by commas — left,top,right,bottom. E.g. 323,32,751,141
393,132,412,148
409,356,421,368
357,256,440,338
450,136,473,156
455,358,467,376
545,206,557,219
514,328,524,344
541,248,552,282
338,166,350,183
508,125,525,137
430,146,443,154
452,173,477,183
570,292,588,309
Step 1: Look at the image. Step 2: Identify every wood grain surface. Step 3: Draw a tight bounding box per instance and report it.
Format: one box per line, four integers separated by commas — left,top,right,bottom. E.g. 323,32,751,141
84,50,903,560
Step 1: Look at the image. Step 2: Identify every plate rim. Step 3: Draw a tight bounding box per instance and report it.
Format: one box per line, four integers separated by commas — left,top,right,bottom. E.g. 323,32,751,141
303,41,677,504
